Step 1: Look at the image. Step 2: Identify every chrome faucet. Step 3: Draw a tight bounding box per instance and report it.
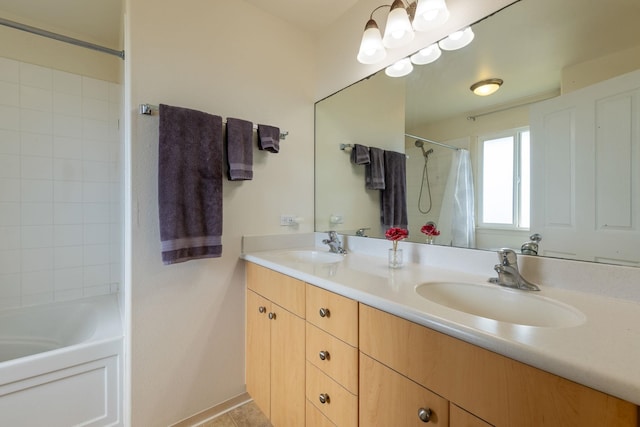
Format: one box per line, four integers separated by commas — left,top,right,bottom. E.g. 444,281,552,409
355,227,370,237
322,231,347,254
489,248,540,291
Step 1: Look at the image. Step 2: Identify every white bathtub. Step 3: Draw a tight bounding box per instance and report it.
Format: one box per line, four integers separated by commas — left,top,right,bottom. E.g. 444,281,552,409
0,294,123,426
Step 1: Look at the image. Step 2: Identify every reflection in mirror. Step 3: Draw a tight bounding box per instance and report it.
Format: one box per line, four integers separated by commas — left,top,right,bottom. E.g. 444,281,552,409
315,0,640,266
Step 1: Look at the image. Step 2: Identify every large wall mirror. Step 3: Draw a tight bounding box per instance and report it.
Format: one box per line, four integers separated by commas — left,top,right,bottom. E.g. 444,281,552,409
315,0,640,267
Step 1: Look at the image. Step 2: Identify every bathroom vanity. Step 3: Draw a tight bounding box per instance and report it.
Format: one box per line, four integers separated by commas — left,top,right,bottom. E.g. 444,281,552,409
243,240,640,426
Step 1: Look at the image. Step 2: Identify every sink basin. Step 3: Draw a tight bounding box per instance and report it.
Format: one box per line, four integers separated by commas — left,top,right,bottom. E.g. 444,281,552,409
415,282,585,327
283,250,344,264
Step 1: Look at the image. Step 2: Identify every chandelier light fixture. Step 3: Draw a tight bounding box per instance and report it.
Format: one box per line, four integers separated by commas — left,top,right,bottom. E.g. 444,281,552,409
357,0,477,78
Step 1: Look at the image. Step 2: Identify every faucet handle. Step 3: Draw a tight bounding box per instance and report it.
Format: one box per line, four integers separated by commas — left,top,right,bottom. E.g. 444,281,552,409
497,248,518,266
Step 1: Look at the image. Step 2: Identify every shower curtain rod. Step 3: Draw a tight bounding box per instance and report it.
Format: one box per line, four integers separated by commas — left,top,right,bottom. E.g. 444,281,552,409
0,17,125,59
405,133,460,151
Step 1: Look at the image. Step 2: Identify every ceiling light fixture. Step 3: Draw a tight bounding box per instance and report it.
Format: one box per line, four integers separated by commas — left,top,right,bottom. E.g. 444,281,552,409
410,43,441,65
385,58,414,77
470,78,503,96
357,0,450,65
438,27,474,50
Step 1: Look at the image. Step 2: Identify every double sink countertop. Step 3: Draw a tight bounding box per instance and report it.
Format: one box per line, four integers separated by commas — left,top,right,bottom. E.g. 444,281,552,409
242,237,640,406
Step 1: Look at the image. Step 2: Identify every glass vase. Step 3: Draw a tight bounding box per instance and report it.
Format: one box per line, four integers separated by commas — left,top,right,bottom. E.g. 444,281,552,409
388,248,403,269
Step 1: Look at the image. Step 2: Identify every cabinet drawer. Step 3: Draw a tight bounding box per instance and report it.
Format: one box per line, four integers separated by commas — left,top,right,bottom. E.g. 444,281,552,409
306,322,358,394
360,352,448,427
306,399,337,427
306,361,358,427
306,284,358,346
246,262,305,317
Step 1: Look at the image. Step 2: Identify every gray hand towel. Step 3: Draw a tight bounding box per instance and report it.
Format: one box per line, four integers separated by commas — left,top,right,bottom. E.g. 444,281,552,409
366,147,385,190
257,124,280,153
226,117,253,181
158,104,223,264
381,150,408,229
350,144,370,165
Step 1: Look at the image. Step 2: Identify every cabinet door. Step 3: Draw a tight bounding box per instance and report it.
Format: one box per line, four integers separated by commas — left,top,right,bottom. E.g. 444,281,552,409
246,290,271,418
360,353,449,427
450,404,493,427
270,302,305,427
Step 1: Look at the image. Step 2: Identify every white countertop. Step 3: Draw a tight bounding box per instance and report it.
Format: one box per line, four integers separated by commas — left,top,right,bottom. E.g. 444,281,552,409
242,244,640,406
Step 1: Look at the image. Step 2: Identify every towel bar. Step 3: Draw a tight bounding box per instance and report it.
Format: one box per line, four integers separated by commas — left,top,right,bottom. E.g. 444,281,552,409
138,103,289,140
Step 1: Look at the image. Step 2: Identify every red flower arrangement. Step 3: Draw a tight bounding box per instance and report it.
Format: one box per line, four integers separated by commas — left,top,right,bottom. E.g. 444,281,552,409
420,222,440,237
385,227,408,253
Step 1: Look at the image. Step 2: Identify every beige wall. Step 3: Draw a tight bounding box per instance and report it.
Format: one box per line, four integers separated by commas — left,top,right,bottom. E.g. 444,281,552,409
0,26,121,83
126,0,314,424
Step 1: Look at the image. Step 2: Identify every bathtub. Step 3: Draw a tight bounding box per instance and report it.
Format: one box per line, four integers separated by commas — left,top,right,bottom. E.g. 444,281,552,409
0,294,123,426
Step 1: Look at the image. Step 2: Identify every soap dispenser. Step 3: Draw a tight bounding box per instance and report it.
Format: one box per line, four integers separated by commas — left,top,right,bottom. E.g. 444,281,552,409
521,233,542,255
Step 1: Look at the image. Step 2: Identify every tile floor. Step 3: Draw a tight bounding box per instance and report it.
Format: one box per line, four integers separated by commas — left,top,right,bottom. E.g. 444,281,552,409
200,401,272,427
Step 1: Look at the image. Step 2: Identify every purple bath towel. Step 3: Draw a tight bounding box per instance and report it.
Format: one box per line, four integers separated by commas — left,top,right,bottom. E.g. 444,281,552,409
381,150,408,229
350,144,370,165
366,147,385,190
226,117,254,181
257,124,280,153
158,104,223,264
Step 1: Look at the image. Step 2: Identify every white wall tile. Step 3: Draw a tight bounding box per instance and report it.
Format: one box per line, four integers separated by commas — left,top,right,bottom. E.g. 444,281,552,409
21,203,53,225
54,267,83,291
0,129,20,154
82,98,109,120
22,292,53,306
108,82,121,105
83,140,111,161
82,77,109,100
54,203,83,224
54,246,83,269
84,264,110,286
0,226,21,250
0,179,20,201
21,179,53,202
82,182,110,203
54,288,83,301
83,162,110,182
21,132,53,157
54,224,84,246
54,181,83,202
0,250,21,274
53,114,82,138
83,203,110,224
0,202,20,226
0,81,19,107
53,137,82,159
21,247,53,272
84,244,110,265
53,70,81,96
83,284,110,297
20,86,52,111
0,105,20,131
0,154,20,178
84,224,110,245
20,109,52,134
0,58,19,83
22,270,53,295
21,156,52,180
21,225,53,248
54,158,82,181
53,92,82,116
83,118,110,141
0,274,21,298
20,62,52,90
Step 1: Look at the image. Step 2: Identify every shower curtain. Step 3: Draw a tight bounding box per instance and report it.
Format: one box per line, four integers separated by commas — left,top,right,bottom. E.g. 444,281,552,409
438,149,476,248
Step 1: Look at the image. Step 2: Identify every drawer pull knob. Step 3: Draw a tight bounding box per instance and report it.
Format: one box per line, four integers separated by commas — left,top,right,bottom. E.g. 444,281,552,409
319,393,330,404
319,308,330,318
268,312,276,320
319,350,330,361
258,306,266,313
418,407,432,423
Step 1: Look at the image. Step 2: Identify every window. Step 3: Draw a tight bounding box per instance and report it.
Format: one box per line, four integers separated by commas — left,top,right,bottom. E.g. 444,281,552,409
478,128,530,229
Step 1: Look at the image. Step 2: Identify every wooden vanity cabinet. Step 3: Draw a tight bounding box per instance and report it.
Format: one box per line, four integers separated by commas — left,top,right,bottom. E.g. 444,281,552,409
305,284,359,426
246,263,306,426
359,303,638,427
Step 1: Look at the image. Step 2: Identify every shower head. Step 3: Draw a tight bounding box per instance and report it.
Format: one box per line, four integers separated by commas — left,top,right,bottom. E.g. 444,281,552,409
415,140,424,148
415,140,434,159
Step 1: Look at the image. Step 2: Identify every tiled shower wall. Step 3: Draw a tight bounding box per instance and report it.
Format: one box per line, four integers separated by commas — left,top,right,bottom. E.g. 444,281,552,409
0,57,122,309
